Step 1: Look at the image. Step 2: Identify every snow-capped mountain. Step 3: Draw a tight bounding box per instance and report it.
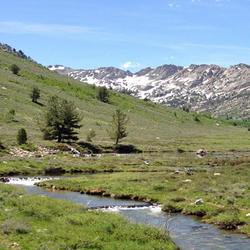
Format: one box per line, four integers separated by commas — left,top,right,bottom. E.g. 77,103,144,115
48,64,250,119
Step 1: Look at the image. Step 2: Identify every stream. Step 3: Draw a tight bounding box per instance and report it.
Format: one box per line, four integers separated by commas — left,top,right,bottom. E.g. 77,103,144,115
5,177,250,250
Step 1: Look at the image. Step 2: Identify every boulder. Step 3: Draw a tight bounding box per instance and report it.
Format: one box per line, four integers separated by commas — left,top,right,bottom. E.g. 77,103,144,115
195,198,204,205
196,149,207,156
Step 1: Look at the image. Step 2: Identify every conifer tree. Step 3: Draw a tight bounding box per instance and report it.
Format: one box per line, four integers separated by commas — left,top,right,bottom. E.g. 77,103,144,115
107,109,128,144
41,96,82,142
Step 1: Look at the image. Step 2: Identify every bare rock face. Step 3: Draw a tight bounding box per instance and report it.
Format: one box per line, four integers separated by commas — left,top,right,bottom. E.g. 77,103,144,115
49,63,250,119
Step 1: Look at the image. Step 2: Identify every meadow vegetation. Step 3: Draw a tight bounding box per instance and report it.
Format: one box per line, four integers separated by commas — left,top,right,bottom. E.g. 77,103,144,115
0,184,178,249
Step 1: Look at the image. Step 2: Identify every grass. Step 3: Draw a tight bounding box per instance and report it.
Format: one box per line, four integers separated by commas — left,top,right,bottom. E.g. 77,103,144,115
0,183,178,249
38,162,250,235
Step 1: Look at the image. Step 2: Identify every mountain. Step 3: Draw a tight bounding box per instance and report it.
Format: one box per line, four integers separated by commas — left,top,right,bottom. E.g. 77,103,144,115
48,64,250,119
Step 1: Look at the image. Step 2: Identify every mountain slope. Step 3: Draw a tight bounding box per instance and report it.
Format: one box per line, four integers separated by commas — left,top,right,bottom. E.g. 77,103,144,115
48,63,250,119
0,47,249,151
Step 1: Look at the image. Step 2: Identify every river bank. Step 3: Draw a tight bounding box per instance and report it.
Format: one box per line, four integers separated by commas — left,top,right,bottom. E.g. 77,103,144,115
3,177,250,250
37,167,250,236
0,182,178,249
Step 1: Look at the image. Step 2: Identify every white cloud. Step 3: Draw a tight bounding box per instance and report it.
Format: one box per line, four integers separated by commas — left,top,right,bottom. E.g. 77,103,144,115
0,21,94,35
120,61,141,69
168,2,180,8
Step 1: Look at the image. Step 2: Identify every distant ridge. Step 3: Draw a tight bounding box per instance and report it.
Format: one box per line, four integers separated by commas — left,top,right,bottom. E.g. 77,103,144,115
49,63,250,119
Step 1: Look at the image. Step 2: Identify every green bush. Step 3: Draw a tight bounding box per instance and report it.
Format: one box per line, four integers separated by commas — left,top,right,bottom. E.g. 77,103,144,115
194,115,200,122
17,128,27,145
0,218,31,234
4,109,16,122
86,129,96,142
10,64,20,75
97,87,109,103
0,138,4,149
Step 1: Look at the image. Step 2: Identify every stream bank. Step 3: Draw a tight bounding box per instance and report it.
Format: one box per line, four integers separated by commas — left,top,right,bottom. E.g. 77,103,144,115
5,176,250,250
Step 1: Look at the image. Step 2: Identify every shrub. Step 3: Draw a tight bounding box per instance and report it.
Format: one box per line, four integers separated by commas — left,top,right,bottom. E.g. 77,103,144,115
10,64,20,75
0,218,31,234
97,87,109,103
17,128,27,145
194,115,200,122
0,139,4,149
182,106,190,112
86,129,96,142
4,109,15,122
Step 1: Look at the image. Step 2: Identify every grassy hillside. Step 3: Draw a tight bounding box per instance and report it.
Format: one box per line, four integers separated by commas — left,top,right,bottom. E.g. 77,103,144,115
0,49,249,151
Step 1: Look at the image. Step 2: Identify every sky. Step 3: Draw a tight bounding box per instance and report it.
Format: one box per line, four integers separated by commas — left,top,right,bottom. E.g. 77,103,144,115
0,0,250,71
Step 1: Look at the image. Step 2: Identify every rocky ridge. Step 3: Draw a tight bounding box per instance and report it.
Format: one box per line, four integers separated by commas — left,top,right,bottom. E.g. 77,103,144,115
0,43,35,63
48,64,250,119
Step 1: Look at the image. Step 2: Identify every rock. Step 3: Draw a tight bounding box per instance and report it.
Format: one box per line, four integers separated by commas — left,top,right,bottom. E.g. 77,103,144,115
183,179,192,183
214,173,221,176
11,242,19,248
0,177,10,183
196,149,207,156
246,213,250,217
195,198,204,205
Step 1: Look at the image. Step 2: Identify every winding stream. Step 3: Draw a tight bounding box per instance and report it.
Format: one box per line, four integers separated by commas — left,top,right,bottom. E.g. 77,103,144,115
5,177,250,250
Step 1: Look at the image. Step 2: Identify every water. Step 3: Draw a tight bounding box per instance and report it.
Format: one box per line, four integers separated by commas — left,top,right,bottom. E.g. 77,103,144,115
5,177,250,250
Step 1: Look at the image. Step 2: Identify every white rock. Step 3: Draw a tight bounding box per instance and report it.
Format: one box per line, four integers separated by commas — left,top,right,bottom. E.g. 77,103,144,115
195,198,204,205
183,179,192,183
246,213,250,217
214,173,221,176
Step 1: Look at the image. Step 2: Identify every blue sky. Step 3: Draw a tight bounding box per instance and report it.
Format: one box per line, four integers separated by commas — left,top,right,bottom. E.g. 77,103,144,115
0,0,249,71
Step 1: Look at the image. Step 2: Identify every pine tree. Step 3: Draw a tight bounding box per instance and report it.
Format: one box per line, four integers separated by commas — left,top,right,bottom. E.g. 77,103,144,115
107,109,128,144
17,128,27,145
30,87,40,103
41,96,82,142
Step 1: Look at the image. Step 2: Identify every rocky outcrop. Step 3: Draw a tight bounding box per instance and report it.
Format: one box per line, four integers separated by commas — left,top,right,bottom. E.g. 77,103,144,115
0,43,35,63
